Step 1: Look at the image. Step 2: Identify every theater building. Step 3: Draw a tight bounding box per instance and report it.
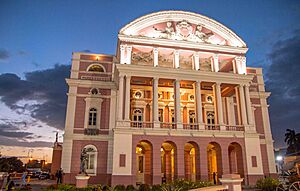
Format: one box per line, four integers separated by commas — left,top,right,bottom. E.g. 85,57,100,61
61,10,276,186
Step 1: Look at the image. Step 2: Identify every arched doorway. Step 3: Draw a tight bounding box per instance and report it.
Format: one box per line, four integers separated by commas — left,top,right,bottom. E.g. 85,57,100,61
184,142,200,181
207,142,222,184
136,141,152,185
161,141,176,183
228,142,244,178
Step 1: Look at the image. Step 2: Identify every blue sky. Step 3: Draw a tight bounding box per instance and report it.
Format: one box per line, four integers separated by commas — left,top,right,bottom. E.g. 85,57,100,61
0,0,300,160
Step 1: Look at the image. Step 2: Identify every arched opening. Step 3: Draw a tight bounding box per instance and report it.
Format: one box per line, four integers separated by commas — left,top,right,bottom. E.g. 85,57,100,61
87,64,105,72
207,142,222,184
184,142,200,181
228,142,244,178
161,141,176,183
83,145,97,175
136,141,152,185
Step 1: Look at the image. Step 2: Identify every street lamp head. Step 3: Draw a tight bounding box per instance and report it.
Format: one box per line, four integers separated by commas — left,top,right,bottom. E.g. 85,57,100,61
276,155,283,161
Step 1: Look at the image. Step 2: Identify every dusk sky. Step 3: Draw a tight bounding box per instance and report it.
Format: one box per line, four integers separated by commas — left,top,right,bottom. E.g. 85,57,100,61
0,0,300,162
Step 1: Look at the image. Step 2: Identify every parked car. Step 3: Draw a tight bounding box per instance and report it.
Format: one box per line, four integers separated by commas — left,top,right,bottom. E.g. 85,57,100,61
39,172,50,180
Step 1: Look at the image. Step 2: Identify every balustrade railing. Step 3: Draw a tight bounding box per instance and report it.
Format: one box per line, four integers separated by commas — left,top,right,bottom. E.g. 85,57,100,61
225,125,244,131
84,128,100,135
160,122,177,129
183,123,199,130
205,124,221,130
131,121,153,128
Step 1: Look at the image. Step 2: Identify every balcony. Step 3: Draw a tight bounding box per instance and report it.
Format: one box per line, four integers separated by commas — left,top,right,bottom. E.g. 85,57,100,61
131,121,153,128
129,121,244,132
84,128,100,135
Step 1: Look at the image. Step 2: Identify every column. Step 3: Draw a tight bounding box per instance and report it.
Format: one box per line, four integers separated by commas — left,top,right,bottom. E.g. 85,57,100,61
213,82,224,128
174,50,180,68
238,85,248,126
193,53,200,70
244,84,254,126
235,87,242,125
213,54,219,72
117,75,124,121
234,56,247,74
153,48,159,67
174,79,182,129
126,46,132,65
152,142,162,184
152,77,159,128
195,81,204,129
120,45,126,64
199,146,208,181
124,75,131,121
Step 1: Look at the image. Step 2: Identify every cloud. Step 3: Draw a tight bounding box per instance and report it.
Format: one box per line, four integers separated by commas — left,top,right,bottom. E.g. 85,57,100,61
0,64,70,130
0,123,33,138
265,30,300,147
0,135,52,147
0,49,10,60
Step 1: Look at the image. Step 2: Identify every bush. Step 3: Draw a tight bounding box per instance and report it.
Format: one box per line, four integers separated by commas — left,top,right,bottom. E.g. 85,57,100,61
256,177,280,191
126,185,136,191
150,185,161,191
114,184,126,191
138,184,150,191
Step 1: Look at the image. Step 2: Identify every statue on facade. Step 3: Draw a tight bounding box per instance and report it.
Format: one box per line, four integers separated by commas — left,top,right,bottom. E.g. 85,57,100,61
153,21,175,39
80,148,88,174
193,25,214,43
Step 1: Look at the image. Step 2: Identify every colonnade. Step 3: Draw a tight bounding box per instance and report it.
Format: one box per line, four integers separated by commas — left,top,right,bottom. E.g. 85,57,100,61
117,75,255,131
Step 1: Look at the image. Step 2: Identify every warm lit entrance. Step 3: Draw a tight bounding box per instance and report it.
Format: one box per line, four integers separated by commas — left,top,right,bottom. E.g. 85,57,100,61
228,142,244,178
161,141,176,183
184,142,200,181
207,142,222,184
136,141,152,185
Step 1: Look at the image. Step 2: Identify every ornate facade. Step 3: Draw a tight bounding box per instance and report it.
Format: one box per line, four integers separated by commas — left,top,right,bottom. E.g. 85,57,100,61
61,11,276,186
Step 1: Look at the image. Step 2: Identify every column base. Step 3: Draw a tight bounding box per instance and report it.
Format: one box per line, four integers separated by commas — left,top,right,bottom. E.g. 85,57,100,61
176,123,183,129
153,122,160,129
116,120,130,128
198,123,205,130
220,124,226,131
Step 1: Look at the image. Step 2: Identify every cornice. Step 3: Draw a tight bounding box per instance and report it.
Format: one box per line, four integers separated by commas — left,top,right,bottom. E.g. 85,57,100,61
118,34,248,55
116,64,254,84
66,78,116,89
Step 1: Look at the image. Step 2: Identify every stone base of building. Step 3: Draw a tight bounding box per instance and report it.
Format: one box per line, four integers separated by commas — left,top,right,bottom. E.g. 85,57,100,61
63,173,111,185
246,174,265,185
111,175,135,186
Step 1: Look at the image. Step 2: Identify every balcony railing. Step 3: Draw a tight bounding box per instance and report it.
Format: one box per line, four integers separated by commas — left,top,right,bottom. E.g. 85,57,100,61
225,125,244,131
84,128,100,135
131,121,153,128
160,122,177,129
183,123,199,130
205,124,221,130
129,121,244,132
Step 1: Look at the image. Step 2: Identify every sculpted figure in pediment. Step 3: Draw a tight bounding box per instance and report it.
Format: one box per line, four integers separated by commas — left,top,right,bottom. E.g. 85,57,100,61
193,25,214,43
153,21,175,39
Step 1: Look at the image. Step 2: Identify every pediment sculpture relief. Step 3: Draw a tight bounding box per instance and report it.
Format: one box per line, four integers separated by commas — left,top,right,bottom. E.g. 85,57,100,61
151,20,214,43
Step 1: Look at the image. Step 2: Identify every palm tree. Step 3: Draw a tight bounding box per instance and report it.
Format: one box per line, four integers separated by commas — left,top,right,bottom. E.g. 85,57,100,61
285,129,300,155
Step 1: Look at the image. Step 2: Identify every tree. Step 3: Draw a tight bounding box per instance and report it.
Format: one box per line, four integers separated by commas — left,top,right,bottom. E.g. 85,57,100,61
285,129,300,155
0,157,24,172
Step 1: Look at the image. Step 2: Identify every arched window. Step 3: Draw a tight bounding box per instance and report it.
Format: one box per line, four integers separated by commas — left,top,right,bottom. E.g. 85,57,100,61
88,108,97,127
87,64,105,72
83,145,97,175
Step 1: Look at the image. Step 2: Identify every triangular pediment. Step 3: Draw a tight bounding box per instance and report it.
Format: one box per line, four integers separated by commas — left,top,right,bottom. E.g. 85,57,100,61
119,11,246,48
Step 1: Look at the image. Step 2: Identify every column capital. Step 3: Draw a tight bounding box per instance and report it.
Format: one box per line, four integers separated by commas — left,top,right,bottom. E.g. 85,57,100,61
244,83,250,88
153,77,159,81
153,47,158,53
126,75,131,79
174,50,180,55
119,74,125,78
126,46,132,51
120,44,126,50
213,53,219,59
193,52,199,57
214,82,221,86
174,79,181,83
